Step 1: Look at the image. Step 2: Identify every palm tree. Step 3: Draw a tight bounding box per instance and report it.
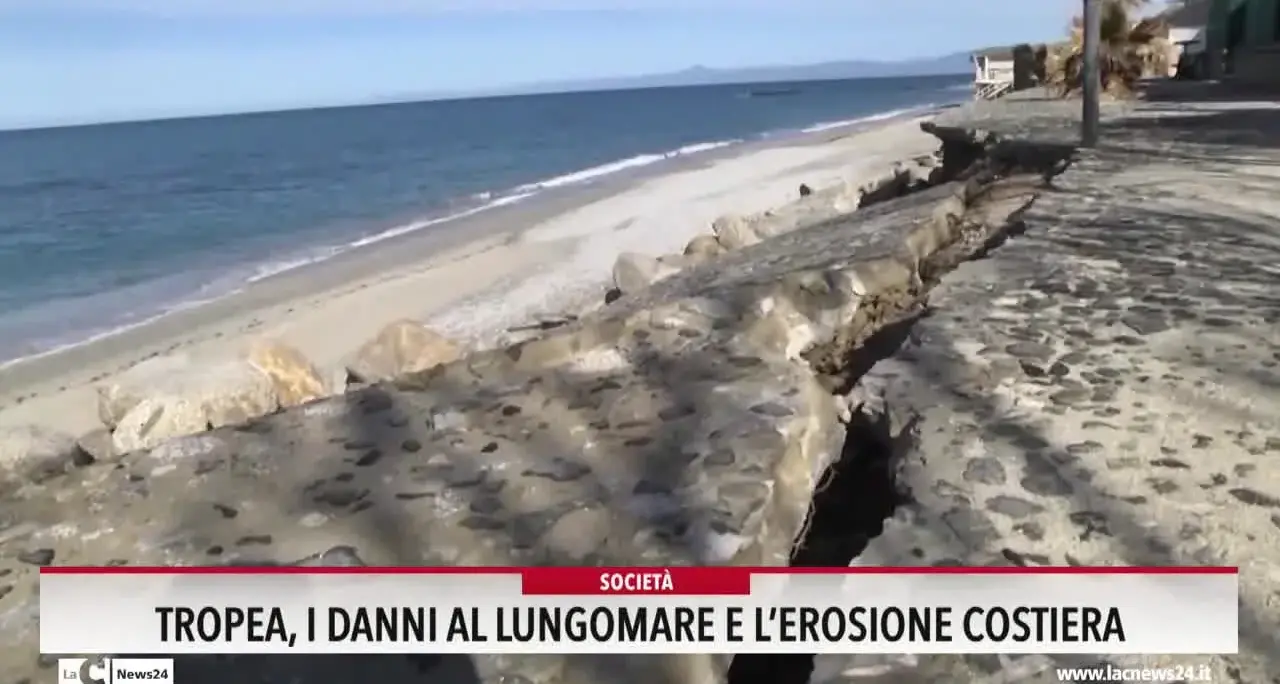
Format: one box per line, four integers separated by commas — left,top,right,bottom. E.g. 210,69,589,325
1046,0,1171,97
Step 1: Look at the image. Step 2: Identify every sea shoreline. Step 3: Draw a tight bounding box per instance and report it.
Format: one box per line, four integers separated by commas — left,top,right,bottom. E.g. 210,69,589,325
0,106,950,437
0,101,952,369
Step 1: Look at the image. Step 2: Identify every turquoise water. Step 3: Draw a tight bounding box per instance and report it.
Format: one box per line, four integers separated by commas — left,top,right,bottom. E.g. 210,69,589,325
0,74,968,363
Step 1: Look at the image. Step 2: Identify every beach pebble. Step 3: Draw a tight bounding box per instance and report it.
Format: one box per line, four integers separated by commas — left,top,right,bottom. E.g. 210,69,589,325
345,319,462,384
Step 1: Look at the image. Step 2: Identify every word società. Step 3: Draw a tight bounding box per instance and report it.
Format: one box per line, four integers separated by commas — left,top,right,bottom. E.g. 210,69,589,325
599,571,674,592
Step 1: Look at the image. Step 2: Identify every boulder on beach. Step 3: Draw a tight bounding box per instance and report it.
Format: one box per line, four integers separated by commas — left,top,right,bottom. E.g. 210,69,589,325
97,352,280,440
656,253,695,270
742,180,868,239
247,339,334,407
613,252,660,294
76,427,116,465
95,341,336,454
855,167,913,207
849,157,942,210
884,156,941,196
711,214,761,250
683,234,725,262
346,319,462,384
111,395,217,455
0,424,92,482
611,252,685,296
97,354,192,430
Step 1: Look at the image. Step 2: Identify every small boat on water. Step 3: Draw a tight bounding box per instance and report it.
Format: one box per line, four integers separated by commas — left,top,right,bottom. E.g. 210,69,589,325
743,87,801,98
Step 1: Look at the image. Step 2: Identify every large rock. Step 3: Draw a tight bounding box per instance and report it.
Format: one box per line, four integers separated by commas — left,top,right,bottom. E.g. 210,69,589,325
247,339,334,407
346,320,462,384
683,234,725,262
710,214,761,250
111,396,208,455
97,353,280,438
0,425,90,482
656,253,695,271
611,252,658,294
855,167,912,207
107,357,280,454
611,252,683,295
97,354,192,430
855,156,942,209
75,427,116,465
747,183,862,239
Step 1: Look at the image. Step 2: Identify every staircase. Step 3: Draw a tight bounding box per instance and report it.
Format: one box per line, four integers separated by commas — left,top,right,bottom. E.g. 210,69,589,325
975,80,1014,101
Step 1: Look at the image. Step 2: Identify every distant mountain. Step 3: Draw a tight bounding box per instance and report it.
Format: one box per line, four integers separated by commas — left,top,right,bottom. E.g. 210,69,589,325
365,52,976,106
467,52,974,98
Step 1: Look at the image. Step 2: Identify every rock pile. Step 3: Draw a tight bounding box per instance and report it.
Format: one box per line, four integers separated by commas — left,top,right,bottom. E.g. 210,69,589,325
0,339,339,481
1,320,466,480
604,152,945,301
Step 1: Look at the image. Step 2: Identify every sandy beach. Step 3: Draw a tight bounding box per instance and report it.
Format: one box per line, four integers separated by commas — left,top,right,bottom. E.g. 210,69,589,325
0,113,942,439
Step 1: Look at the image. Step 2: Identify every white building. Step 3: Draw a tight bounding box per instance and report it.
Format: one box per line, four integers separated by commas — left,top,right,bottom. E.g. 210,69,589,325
971,46,1016,99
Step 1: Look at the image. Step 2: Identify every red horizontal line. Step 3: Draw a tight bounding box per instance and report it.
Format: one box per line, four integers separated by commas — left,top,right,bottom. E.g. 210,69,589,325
766,567,1237,575
39,566,1238,575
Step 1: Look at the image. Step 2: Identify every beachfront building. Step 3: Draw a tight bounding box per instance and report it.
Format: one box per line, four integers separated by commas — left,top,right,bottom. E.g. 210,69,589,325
1205,0,1280,85
1162,0,1212,78
972,46,1016,100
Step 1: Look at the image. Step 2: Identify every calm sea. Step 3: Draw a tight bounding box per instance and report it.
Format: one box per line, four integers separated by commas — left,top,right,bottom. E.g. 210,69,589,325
0,74,969,364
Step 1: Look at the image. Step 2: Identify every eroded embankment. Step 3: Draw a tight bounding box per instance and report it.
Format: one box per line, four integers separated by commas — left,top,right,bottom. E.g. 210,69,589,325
719,125,1075,684
0,124,1073,684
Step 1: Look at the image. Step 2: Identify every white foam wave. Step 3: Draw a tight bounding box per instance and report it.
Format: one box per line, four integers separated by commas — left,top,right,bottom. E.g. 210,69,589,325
514,154,665,192
799,104,937,134
671,140,737,156
346,191,535,249
512,139,739,193
245,248,343,284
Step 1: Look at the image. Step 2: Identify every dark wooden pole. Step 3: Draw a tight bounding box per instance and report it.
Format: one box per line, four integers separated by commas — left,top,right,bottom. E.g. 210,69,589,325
1081,0,1102,147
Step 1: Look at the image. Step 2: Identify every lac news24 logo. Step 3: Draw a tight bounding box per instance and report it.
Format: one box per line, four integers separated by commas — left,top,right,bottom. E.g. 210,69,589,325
58,657,174,684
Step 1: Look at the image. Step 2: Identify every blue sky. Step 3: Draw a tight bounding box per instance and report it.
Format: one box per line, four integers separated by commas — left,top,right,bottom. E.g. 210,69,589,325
0,1,1079,129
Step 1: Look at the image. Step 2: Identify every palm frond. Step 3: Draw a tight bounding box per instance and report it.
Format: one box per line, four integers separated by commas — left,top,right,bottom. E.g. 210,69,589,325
1044,0,1168,99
